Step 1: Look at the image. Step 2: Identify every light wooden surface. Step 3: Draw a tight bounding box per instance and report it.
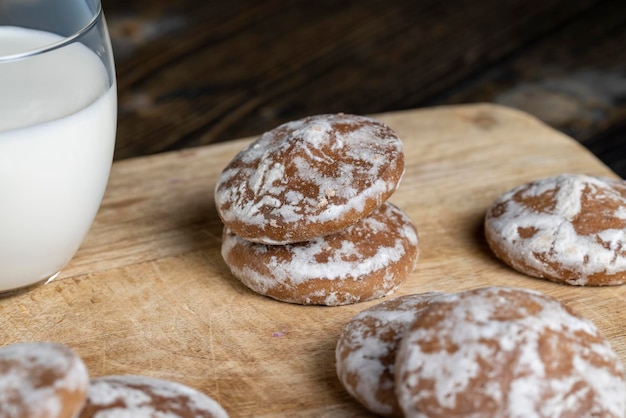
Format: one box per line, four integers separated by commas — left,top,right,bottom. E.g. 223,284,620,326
1,104,624,417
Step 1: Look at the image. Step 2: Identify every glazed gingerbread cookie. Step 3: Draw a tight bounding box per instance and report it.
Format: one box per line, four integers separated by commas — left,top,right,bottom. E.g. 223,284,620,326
0,342,89,418
485,174,626,285
215,113,405,244
79,375,229,418
394,287,626,418
221,202,419,306
335,292,443,417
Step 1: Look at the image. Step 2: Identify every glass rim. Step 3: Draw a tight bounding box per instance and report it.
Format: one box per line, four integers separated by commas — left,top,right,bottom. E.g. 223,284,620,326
0,1,102,63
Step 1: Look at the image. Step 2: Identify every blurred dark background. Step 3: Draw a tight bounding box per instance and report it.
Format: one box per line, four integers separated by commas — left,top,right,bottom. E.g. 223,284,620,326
102,0,626,176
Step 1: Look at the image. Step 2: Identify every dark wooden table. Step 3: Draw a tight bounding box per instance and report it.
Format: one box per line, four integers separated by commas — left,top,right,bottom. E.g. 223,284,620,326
102,0,626,177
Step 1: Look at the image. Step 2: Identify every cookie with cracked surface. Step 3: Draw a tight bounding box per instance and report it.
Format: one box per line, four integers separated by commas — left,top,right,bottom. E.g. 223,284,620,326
79,375,229,418
394,286,626,418
485,174,626,285
215,113,405,245
0,341,89,418
221,202,419,306
336,292,443,417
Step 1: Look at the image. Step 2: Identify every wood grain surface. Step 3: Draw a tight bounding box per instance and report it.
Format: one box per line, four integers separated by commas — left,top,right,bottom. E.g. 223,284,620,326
101,0,626,178
1,104,624,417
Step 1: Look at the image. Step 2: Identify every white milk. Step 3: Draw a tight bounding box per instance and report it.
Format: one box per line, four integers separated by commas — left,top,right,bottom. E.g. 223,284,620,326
0,26,116,291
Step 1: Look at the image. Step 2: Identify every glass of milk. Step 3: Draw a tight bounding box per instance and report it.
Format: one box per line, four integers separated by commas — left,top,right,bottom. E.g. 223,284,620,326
0,0,116,292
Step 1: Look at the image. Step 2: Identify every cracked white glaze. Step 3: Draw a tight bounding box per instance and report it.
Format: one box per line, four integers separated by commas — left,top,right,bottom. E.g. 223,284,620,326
215,114,404,244
221,202,419,306
336,292,444,417
0,342,89,418
81,375,229,418
485,174,626,285
394,287,626,418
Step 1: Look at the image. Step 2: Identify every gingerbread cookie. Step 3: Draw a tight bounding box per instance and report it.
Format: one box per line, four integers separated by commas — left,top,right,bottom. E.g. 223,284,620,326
485,174,626,285
394,287,626,418
0,342,89,418
336,292,443,417
215,113,405,244
221,202,419,306
79,375,229,418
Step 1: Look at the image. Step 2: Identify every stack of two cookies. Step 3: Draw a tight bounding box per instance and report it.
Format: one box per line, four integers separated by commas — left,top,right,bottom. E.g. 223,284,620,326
214,114,419,306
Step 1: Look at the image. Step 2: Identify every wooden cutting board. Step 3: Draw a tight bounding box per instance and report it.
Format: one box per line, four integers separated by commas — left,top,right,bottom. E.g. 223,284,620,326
1,104,624,417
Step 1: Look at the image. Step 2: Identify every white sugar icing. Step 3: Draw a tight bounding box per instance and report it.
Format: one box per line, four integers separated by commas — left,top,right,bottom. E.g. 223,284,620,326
0,342,88,418
336,293,444,416
215,114,404,244
85,375,229,418
395,287,626,418
222,202,419,306
486,174,626,285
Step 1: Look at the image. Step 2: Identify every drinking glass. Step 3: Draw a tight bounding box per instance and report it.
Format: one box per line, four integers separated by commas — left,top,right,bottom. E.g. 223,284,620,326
0,0,117,292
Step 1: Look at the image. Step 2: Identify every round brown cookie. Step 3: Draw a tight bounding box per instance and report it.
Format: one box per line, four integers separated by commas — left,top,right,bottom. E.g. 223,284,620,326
221,202,419,306
214,113,405,245
79,375,229,418
336,292,444,417
394,286,626,418
485,173,626,286
0,342,89,418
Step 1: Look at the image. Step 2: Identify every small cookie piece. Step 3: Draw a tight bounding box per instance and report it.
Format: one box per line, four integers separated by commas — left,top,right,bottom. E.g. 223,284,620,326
215,113,405,244
0,342,89,418
395,287,626,418
336,292,443,417
485,174,626,285
222,202,419,306
79,375,229,418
